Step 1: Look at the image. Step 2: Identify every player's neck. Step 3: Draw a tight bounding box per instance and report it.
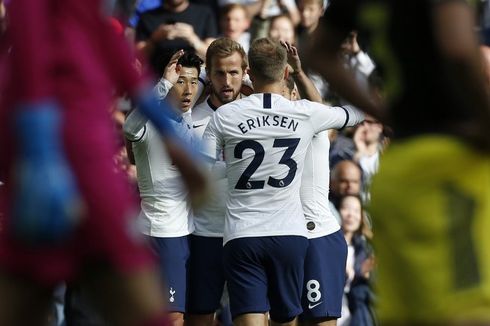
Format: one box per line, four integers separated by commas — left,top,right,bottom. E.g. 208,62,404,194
253,82,284,96
209,94,224,109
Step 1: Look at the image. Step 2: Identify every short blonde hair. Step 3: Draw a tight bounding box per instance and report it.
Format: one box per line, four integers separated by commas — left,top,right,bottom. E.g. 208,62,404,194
206,37,248,72
248,38,287,83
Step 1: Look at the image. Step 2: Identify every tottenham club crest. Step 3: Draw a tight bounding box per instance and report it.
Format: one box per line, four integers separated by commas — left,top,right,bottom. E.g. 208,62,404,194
169,287,176,303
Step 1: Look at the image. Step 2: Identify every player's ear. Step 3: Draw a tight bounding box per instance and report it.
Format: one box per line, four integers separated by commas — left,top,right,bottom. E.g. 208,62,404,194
283,65,290,81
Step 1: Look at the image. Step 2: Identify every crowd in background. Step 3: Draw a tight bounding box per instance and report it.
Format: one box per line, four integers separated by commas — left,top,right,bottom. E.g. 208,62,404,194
2,0,490,325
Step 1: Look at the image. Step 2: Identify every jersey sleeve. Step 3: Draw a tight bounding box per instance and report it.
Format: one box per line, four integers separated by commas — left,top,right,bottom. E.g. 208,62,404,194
154,78,174,101
123,110,148,142
309,103,365,133
201,113,224,163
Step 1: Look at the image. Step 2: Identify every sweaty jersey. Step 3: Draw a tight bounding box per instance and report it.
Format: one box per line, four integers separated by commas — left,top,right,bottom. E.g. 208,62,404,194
192,97,227,237
301,130,341,239
203,93,363,244
124,110,194,237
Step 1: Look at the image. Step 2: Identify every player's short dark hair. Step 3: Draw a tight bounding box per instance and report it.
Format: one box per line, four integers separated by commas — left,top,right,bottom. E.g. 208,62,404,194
178,52,204,76
248,38,287,83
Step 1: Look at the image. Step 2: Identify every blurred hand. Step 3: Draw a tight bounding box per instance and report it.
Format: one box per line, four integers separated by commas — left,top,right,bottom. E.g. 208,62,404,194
361,256,375,278
353,124,369,156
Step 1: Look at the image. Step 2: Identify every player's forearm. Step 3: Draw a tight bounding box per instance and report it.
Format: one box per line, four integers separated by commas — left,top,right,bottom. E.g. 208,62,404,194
311,55,384,122
292,71,322,103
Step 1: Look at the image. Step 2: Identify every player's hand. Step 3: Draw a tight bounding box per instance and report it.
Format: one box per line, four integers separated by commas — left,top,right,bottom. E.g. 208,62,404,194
12,102,84,245
281,41,302,75
163,49,184,84
353,124,369,158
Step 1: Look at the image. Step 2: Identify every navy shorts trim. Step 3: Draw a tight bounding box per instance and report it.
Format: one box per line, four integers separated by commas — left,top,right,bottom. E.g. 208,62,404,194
300,230,347,319
148,236,190,313
223,236,309,322
187,235,226,314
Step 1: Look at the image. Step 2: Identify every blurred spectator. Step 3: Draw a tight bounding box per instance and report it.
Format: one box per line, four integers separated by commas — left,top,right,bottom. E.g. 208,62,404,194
136,0,217,74
233,0,300,42
268,14,296,44
220,4,251,52
296,0,330,99
340,194,376,326
340,31,375,93
352,116,383,190
297,0,324,56
330,160,362,202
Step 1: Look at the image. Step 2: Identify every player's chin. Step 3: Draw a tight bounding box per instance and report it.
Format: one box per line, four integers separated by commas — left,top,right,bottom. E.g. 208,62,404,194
219,95,235,104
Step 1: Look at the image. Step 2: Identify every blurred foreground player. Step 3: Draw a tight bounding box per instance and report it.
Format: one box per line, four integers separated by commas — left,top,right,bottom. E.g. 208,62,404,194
308,0,490,324
0,0,207,325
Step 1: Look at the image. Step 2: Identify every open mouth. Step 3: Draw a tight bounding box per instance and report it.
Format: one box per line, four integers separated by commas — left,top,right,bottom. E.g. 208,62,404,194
181,98,192,106
221,89,234,97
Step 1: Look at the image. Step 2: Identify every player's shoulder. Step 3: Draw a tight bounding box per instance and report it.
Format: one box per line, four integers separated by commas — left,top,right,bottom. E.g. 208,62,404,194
215,95,255,116
192,100,214,120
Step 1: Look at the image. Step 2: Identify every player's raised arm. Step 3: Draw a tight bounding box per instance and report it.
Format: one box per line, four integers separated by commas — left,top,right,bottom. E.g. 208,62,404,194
305,0,385,121
282,40,323,103
309,103,365,133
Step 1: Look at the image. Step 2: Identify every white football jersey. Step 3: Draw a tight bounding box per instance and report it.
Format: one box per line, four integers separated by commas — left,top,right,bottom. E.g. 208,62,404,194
191,97,227,237
124,110,194,237
301,131,341,239
202,93,363,244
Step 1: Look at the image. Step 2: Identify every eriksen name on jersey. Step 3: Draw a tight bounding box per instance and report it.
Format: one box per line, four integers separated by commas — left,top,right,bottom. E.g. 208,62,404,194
237,115,299,134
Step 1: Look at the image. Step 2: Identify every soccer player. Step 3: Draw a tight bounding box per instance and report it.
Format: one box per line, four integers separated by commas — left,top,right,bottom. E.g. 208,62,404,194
0,1,206,325
282,41,348,326
202,38,364,326
308,0,490,324
124,51,203,326
186,37,248,326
